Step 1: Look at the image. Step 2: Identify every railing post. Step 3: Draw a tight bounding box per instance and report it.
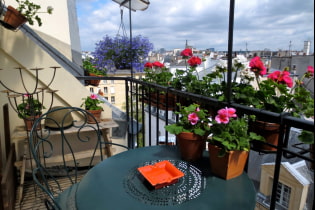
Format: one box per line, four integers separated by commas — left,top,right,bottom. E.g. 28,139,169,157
226,0,235,104
269,112,289,209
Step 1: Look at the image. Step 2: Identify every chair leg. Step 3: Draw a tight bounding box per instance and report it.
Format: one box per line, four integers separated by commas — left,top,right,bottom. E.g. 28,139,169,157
102,128,113,157
44,198,56,210
15,139,28,204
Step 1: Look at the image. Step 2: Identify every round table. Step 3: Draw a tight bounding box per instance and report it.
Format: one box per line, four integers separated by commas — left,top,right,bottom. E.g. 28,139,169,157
75,146,256,210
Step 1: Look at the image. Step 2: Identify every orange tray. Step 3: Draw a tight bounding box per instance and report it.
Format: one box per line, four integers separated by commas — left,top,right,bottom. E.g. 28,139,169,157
137,160,185,189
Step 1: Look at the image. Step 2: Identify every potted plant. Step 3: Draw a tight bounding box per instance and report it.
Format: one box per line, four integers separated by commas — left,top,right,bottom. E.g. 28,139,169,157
17,94,45,131
92,35,153,72
172,48,204,94
202,58,257,105
298,130,314,170
81,93,103,123
249,57,314,151
197,58,257,117
170,48,207,108
142,61,175,110
3,0,53,30
207,107,264,180
83,58,106,86
165,103,211,161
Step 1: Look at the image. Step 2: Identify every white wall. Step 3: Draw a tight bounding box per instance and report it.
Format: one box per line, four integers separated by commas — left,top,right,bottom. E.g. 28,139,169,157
0,0,111,162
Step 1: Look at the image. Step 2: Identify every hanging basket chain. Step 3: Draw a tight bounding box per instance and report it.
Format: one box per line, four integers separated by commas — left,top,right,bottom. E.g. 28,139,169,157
117,7,127,38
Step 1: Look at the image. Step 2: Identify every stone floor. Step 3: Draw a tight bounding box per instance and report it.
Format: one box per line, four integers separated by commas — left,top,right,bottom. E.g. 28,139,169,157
14,174,84,210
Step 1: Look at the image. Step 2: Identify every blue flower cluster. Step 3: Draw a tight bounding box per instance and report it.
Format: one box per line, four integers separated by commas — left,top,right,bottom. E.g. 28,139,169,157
92,35,154,73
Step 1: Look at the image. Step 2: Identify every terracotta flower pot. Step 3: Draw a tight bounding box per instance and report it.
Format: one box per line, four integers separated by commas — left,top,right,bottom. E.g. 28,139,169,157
176,132,206,162
87,110,102,124
24,115,41,131
142,93,176,111
250,120,281,151
208,144,249,180
3,6,27,30
87,73,101,86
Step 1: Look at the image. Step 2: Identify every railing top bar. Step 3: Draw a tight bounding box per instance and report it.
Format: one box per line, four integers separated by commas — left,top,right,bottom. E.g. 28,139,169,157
76,76,314,130
283,115,314,131
76,76,129,80
231,102,281,122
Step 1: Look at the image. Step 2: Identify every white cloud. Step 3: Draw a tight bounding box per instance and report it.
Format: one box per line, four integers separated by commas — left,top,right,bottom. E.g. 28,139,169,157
77,0,314,53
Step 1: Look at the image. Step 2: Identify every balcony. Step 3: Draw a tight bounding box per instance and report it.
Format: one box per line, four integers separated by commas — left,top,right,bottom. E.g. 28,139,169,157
80,75,314,210
0,1,313,209
0,75,311,209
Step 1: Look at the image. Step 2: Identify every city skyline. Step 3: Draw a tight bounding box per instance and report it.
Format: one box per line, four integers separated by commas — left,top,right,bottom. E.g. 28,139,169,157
77,0,314,53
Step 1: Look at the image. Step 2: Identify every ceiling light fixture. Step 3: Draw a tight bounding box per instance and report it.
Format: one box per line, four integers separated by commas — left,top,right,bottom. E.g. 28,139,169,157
112,0,150,11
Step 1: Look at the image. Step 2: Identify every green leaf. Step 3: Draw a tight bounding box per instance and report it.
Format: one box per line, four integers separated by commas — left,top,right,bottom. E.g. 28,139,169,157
298,130,314,144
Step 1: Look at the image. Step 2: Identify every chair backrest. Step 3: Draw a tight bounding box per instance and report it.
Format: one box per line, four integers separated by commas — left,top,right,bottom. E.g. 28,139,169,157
28,106,129,209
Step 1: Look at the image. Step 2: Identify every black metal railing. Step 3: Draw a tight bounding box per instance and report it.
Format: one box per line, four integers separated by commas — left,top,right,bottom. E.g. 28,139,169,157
78,75,314,209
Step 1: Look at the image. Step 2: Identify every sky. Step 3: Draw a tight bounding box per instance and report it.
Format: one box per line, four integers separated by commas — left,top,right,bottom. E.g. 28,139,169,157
76,0,314,53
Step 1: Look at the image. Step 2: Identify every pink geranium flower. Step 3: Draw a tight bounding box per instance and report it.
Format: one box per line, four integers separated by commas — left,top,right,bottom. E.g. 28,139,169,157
215,107,237,124
215,115,229,124
188,112,199,125
267,70,293,88
307,66,314,76
90,93,98,100
249,56,267,76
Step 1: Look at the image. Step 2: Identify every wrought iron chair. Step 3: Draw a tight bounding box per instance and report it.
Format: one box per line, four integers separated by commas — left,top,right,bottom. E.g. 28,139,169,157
28,106,130,209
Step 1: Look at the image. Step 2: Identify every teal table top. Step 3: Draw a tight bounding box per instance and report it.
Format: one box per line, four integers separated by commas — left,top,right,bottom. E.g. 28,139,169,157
75,146,256,210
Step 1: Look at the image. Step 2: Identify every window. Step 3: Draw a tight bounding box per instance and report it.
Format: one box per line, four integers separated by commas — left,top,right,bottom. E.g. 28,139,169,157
276,182,291,209
111,80,115,84
104,87,108,94
111,96,115,104
172,112,176,121
104,80,107,84
89,87,94,93
110,87,115,94
151,107,157,113
105,97,108,101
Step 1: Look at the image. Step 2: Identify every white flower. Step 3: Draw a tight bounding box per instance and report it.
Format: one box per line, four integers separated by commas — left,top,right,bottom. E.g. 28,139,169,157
47,6,54,14
240,68,255,82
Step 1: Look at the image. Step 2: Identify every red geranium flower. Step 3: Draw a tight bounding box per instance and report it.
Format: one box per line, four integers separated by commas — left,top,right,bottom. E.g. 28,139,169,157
152,61,164,68
187,56,202,67
180,48,193,58
144,62,153,68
